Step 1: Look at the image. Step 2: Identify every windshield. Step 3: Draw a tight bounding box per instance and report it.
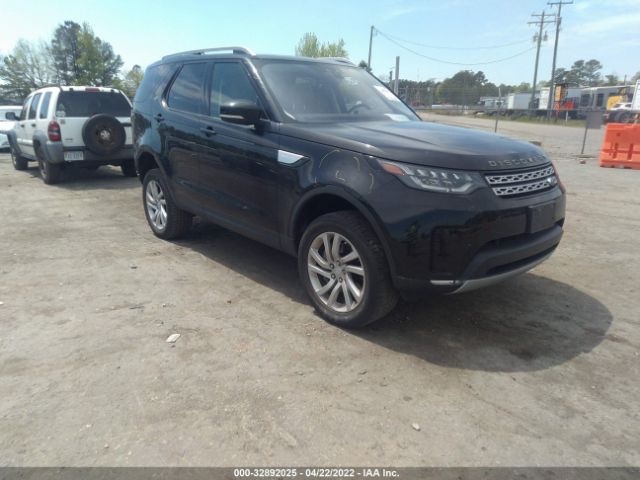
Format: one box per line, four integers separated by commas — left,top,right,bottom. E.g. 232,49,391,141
256,60,419,123
56,91,131,118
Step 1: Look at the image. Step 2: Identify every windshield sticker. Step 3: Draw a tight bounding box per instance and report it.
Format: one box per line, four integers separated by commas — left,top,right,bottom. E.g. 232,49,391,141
374,86,400,102
385,113,410,122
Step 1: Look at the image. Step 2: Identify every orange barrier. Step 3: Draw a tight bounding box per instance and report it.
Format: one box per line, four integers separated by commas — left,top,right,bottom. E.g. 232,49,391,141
599,123,640,170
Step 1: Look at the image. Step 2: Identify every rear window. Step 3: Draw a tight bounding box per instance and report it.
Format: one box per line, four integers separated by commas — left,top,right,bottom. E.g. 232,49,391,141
55,91,131,118
134,63,175,103
28,93,41,119
167,63,207,114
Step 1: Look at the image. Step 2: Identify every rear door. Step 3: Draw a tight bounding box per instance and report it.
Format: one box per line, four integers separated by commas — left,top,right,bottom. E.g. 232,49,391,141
55,89,132,147
160,61,209,208
198,60,281,247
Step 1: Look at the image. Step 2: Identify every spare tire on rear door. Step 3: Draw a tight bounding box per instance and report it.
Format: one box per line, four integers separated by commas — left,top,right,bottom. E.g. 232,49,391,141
82,114,126,156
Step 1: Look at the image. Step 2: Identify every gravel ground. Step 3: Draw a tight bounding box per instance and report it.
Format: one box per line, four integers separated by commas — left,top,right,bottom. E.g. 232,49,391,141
0,117,638,467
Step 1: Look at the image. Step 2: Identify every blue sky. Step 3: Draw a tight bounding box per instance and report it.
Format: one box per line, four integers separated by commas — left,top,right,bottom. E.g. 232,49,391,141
1,0,639,85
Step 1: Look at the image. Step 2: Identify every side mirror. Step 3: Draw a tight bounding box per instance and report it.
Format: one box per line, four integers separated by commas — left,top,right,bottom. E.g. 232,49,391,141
5,112,17,121
220,101,263,126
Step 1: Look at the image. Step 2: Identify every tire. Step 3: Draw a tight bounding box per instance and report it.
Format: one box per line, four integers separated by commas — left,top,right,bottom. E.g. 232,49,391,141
36,146,62,185
615,110,631,124
298,211,398,328
142,168,192,239
10,145,28,170
82,114,126,156
120,159,137,177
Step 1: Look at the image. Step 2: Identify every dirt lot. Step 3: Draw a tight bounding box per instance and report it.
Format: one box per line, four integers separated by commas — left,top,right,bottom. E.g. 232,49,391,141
1,117,639,467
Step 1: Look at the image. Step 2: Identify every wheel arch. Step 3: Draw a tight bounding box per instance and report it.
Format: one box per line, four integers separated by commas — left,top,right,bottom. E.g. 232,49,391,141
135,147,163,182
289,186,397,276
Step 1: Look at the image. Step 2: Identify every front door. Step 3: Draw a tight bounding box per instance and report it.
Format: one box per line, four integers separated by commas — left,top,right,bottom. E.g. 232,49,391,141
198,61,281,249
16,95,34,157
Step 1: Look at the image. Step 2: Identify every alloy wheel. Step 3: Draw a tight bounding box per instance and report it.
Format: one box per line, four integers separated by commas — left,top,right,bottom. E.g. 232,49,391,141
145,179,168,231
307,232,366,313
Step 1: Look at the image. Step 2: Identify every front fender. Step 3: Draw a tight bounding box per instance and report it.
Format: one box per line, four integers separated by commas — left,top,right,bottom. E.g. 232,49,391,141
285,149,398,275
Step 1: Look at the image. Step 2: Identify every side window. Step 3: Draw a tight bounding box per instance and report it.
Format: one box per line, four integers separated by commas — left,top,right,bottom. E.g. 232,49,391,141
209,62,260,117
39,92,52,119
596,93,604,107
20,97,32,121
167,63,207,114
28,93,42,120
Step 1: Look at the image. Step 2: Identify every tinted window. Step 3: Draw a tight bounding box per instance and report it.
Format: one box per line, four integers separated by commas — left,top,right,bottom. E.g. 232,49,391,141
167,63,206,114
596,93,604,107
55,91,131,117
28,93,41,119
39,92,51,119
134,63,175,103
209,62,260,117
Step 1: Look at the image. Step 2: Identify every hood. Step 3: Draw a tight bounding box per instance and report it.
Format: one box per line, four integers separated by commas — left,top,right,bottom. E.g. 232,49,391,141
279,120,548,171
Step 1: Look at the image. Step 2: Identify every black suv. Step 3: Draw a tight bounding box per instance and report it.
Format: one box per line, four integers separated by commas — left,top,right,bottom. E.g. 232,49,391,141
132,47,565,328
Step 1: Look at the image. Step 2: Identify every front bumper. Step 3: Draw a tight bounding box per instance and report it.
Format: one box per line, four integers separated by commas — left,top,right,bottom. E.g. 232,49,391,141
367,175,566,296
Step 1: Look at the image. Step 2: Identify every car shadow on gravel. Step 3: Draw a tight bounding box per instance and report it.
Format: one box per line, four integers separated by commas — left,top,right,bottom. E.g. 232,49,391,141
358,273,612,372
177,221,612,373
25,165,139,191
175,220,308,304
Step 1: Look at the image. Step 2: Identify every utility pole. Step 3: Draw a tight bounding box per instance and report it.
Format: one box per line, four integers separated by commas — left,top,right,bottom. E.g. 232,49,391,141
367,26,375,72
547,1,573,119
528,11,554,115
394,56,400,94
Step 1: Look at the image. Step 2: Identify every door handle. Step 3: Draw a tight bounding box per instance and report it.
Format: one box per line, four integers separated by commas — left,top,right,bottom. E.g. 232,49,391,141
19,124,25,128
154,114,164,122
31,123,36,127
200,126,216,137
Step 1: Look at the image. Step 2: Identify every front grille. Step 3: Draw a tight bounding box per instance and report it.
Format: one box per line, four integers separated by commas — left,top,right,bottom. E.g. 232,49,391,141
485,164,557,197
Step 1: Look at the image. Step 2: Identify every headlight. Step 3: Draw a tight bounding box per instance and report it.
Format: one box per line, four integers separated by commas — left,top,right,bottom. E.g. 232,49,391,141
378,159,484,194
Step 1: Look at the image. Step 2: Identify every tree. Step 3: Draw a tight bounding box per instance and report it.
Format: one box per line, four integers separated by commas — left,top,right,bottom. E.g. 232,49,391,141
119,65,144,98
603,74,620,86
436,70,498,105
0,40,54,101
630,71,640,83
50,21,123,86
513,82,531,93
583,59,603,86
358,60,369,70
295,33,348,58
50,20,82,84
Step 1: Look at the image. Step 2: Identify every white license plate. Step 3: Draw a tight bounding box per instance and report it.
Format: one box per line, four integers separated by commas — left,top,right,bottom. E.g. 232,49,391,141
64,151,84,161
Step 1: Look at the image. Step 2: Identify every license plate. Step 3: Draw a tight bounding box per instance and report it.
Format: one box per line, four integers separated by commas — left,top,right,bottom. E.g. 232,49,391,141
528,201,556,233
64,151,84,161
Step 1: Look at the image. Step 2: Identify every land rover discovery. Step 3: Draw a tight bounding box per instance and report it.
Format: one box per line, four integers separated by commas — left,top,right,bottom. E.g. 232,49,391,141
132,47,566,328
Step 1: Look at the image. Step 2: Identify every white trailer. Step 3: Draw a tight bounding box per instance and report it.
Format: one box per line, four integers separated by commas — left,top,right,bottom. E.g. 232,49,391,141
505,92,536,113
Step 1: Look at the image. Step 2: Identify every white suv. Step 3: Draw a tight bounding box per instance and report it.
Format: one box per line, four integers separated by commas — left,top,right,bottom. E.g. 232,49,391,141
0,106,22,150
8,86,135,184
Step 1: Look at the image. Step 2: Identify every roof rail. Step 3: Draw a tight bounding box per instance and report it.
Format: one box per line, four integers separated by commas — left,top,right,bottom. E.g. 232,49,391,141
162,46,255,60
325,57,355,65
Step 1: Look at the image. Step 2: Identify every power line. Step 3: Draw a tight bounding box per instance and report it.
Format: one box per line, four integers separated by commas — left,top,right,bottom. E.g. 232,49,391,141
376,29,537,66
376,28,531,51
